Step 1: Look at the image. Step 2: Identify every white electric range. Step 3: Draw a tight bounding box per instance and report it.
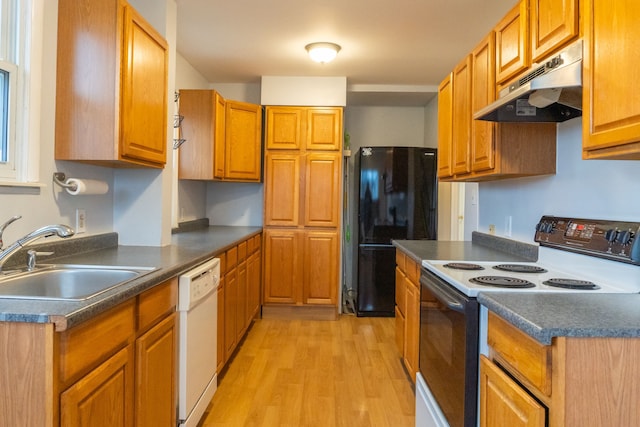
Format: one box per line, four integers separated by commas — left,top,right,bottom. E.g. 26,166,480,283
415,215,640,427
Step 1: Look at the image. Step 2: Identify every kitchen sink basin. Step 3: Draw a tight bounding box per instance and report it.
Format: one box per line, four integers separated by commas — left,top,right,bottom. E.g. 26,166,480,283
0,264,157,301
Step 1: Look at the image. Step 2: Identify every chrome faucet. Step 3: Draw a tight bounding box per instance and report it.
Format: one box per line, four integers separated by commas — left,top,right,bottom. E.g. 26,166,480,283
0,215,22,250
0,222,75,271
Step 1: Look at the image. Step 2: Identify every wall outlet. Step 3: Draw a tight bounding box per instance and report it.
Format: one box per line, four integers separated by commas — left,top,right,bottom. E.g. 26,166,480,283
489,224,496,235
75,209,86,234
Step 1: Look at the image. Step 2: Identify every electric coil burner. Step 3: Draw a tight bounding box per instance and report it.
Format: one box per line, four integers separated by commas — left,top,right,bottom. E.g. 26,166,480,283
493,264,547,273
543,278,600,290
469,276,536,288
443,262,485,270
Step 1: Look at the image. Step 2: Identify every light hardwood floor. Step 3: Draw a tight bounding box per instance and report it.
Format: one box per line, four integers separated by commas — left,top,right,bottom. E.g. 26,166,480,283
200,315,415,426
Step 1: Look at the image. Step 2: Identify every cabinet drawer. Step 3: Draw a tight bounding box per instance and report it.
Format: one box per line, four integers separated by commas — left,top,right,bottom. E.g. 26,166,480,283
137,279,177,333
405,256,420,285
395,250,406,273
226,246,238,270
395,267,406,315
59,300,136,385
238,240,247,262
488,312,551,395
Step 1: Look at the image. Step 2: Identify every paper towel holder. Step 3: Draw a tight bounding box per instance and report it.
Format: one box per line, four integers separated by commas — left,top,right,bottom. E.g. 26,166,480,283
52,172,78,191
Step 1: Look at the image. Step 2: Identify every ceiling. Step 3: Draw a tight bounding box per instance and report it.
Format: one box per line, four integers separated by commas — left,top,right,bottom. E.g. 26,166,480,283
176,0,516,106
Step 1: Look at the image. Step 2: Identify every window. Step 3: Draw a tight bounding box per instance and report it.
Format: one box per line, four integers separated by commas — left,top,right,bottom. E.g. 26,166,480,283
0,0,42,183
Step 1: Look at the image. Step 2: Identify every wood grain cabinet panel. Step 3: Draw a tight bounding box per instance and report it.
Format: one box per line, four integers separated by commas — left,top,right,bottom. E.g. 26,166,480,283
61,345,135,427
452,55,472,176
582,0,640,159
437,73,454,179
306,108,343,151
263,229,302,304
479,355,546,427
530,0,579,63
495,0,529,85
471,32,497,173
264,153,301,226
224,101,262,181
55,0,168,168
266,107,304,150
302,230,339,305
304,153,341,228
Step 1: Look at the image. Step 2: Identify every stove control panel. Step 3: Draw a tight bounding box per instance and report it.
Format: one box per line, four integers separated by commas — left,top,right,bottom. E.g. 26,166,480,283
535,216,640,265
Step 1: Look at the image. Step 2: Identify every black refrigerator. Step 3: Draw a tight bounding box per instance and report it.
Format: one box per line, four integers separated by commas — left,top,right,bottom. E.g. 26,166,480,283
355,146,437,316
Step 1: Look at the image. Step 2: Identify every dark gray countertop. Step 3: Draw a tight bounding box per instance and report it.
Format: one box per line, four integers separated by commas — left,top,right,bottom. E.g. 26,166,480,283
0,226,261,330
478,292,640,345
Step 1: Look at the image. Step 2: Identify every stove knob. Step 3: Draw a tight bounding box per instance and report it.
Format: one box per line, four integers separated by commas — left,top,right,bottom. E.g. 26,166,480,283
543,222,554,233
604,229,618,243
616,230,632,245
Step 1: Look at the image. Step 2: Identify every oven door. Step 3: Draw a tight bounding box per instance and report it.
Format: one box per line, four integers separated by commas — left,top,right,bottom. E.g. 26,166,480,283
419,268,479,427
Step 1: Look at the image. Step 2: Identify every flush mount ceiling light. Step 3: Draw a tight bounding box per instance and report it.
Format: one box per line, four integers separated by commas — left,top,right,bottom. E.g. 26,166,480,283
305,42,341,63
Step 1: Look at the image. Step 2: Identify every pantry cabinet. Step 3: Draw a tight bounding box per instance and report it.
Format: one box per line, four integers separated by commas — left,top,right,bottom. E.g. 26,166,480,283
55,0,168,168
178,90,262,181
395,248,420,383
262,107,343,316
582,0,640,160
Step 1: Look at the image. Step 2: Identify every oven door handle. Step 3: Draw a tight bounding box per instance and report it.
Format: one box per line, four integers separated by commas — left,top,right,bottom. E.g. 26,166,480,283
421,277,465,313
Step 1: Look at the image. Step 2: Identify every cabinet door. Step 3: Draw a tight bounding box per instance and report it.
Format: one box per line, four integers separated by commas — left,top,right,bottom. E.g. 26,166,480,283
266,107,303,150
135,313,176,427
437,73,454,179
263,229,301,304
304,152,341,228
582,0,640,159
302,230,338,305
495,0,529,85
224,268,238,356
225,101,262,181
217,277,226,372
178,90,218,180
120,5,168,167
236,261,248,340
247,250,261,320
264,153,300,226
404,278,419,383
395,306,405,356
479,356,546,427
306,108,343,151
213,93,227,178
471,33,496,173
61,346,134,427
530,0,578,63
452,55,472,176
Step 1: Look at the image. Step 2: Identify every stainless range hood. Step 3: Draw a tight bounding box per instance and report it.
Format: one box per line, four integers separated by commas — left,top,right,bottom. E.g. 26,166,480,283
475,40,583,123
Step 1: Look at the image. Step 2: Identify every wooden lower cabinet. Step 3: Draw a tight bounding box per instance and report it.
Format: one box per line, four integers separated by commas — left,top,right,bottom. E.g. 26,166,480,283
263,228,338,306
135,312,177,427
61,345,134,427
217,233,262,370
61,280,177,427
479,355,546,427
395,248,420,382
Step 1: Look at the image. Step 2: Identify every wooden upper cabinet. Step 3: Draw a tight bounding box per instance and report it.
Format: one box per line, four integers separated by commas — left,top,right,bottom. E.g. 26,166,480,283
495,0,529,85
306,108,343,151
437,73,453,179
304,153,341,227
266,107,304,150
582,0,640,160
530,0,579,63
55,0,168,168
264,153,300,226
471,32,496,173
178,90,225,180
452,55,472,176
224,101,262,181
178,91,262,181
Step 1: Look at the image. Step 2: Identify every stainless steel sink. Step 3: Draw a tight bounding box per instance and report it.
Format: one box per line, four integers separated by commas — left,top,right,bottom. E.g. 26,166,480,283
0,264,156,301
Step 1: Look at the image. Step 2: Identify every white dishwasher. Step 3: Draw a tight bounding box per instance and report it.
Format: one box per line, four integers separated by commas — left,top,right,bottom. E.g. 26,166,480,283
178,257,220,427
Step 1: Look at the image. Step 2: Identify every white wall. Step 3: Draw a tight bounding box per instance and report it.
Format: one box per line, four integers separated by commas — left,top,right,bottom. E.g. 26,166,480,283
478,117,640,244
